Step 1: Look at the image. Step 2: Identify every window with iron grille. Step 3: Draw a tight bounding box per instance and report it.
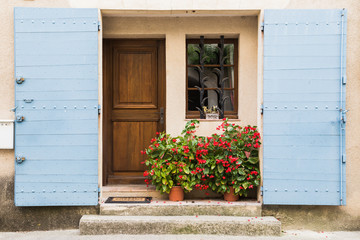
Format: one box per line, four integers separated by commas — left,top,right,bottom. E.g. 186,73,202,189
186,37,238,119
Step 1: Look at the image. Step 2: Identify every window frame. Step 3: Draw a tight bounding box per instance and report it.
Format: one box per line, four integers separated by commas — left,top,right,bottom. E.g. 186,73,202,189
186,38,239,119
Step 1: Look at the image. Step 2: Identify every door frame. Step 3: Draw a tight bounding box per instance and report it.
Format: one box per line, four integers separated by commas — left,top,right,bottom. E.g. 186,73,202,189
102,38,166,186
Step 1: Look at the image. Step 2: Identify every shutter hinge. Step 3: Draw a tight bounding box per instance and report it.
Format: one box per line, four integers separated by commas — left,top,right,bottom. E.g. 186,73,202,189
98,21,101,31
98,187,101,198
260,104,264,115
98,104,101,115
260,186,263,196
342,75,347,85
260,22,264,32
341,109,349,124
342,153,346,163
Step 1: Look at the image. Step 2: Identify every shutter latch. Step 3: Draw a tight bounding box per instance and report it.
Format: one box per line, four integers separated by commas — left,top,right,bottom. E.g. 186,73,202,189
16,115,25,122
16,77,25,84
15,156,26,164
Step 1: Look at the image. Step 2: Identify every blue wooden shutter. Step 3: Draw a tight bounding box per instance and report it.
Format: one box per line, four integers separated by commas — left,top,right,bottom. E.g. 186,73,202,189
263,9,347,205
14,8,99,206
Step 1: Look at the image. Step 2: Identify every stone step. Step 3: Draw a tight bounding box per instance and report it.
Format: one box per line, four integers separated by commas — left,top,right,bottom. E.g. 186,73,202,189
100,200,261,217
79,215,281,236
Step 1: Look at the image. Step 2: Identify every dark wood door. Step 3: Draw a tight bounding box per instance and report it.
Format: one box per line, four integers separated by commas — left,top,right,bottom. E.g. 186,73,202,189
103,39,165,185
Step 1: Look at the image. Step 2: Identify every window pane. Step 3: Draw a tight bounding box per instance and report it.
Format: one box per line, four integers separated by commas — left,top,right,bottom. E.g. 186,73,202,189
188,67,234,88
188,89,235,112
187,44,200,65
187,43,234,65
224,44,234,65
223,90,235,111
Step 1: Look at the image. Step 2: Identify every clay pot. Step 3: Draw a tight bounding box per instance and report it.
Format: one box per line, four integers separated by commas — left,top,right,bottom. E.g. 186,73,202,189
223,186,239,202
169,186,184,201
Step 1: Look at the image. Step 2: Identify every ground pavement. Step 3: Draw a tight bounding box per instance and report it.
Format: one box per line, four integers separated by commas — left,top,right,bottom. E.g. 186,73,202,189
0,230,360,240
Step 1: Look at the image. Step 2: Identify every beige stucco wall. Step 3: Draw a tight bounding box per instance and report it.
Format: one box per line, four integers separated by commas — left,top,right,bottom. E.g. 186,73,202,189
0,0,359,230
102,16,259,137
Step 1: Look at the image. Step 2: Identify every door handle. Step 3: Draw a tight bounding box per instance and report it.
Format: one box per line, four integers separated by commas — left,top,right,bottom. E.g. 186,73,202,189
159,107,164,124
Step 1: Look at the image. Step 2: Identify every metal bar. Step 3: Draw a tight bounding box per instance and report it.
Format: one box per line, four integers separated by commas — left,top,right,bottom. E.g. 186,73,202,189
339,9,345,205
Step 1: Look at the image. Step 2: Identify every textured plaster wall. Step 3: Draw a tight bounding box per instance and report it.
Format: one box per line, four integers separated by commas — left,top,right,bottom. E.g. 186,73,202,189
102,16,259,136
0,0,359,231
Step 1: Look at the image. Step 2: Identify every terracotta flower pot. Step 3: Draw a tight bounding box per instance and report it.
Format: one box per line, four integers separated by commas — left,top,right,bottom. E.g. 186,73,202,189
223,186,239,202
169,186,184,201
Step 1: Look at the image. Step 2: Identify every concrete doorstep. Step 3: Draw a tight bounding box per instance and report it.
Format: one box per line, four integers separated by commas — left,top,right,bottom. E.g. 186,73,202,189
79,215,281,236
100,200,261,216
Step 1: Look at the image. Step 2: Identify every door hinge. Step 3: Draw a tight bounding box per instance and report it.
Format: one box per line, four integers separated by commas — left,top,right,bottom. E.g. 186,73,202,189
342,153,346,163
98,104,101,115
260,186,263,196
98,21,101,31
260,22,264,32
260,104,264,115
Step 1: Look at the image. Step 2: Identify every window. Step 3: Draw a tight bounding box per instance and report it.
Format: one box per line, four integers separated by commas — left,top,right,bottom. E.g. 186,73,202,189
186,37,238,119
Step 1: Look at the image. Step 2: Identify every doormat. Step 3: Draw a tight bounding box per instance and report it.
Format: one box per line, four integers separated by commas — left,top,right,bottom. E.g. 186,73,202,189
105,197,152,204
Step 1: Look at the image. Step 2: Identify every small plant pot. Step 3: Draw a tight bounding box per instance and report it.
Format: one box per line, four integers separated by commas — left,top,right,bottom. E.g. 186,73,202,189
169,186,184,201
205,113,219,120
223,186,239,202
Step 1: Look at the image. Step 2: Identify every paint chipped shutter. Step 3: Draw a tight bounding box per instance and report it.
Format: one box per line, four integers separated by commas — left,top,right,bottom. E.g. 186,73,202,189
14,8,99,206
263,9,347,205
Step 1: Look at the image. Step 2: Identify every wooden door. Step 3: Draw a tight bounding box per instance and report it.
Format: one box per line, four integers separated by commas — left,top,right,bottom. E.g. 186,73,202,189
103,39,165,185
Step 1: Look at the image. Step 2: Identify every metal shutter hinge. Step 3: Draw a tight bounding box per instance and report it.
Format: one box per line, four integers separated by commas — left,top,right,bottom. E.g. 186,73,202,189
342,153,346,163
260,104,264,115
98,21,101,31
98,104,101,114
260,22,264,32
260,186,263,196
342,75,347,85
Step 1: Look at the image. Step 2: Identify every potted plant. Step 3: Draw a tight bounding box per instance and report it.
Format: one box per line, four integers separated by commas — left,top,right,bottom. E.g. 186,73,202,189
142,120,200,201
203,106,219,120
195,118,261,201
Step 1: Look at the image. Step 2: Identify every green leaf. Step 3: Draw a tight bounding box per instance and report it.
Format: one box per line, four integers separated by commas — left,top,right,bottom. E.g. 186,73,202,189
218,164,224,173
237,176,246,181
243,182,250,189
248,157,259,164
162,179,168,185
238,168,245,175
203,168,209,175
211,164,216,170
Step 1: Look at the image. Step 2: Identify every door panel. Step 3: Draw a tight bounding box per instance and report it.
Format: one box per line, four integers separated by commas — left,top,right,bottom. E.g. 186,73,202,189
113,48,157,109
112,121,157,172
103,39,165,185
